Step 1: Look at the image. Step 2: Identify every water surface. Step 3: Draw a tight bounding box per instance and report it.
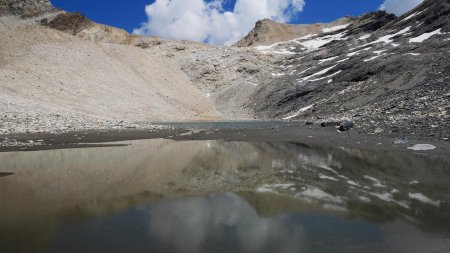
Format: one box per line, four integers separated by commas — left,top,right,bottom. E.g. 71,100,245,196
0,139,449,253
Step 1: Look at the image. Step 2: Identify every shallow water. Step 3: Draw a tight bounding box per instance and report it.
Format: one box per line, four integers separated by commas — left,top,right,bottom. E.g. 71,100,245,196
0,139,449,253
155,120,300,130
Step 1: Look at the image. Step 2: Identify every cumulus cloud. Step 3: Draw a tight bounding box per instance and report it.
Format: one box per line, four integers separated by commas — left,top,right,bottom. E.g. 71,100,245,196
380,0,424,16
133,0,305,46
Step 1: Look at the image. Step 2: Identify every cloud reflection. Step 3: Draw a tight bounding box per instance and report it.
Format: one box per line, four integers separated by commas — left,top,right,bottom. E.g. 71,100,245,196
143,193,306,253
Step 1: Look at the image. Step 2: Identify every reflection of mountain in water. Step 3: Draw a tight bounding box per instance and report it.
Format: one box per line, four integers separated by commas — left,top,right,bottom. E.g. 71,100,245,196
0,139,449,252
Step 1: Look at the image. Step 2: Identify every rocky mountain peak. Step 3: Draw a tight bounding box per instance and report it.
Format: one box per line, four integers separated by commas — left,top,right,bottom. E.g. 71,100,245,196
0,0,55,18
233,17,354,47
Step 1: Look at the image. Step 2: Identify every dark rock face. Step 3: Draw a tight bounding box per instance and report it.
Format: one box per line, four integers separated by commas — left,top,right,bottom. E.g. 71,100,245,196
247,0,450,141
0,0,55,17
41,12,92,35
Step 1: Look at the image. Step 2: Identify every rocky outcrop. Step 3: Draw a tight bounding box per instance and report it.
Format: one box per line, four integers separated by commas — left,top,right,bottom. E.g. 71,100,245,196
41,12,131,44
0,0,55,17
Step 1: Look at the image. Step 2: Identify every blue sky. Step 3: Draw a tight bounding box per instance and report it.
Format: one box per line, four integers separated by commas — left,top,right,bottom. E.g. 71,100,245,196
49,0,421,45
50,0,384,33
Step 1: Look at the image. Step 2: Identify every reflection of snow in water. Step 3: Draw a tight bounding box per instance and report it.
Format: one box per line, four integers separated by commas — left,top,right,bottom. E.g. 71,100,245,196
407,144,436,151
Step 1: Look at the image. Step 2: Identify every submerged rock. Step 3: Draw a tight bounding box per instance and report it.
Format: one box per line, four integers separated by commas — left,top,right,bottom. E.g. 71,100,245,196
339,121,354,131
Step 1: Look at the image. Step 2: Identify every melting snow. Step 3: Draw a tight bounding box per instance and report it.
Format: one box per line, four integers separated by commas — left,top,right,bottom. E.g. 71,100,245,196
401,8,427,22
409,28,443,43
283,104,314,120
308,70,342,82
407,144,436,151
364,55,381,62
347,47,371,57
322,24,350,33
406,53,421,56
358,34,372,40
255,43,296,55
337,57,349,63
374,50,388,54
318,56,339,64
374,26,411,44
409,193,440,207
301,65,337,81
297,32,347,51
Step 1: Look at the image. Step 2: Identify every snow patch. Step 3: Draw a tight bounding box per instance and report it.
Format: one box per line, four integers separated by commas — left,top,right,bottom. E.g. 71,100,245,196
347,47,371,57
401,8,427,22
301,65,337,81
272,73,285,77
322,24,350,33
364,55,381,62
308,70,342,82
283,104,314,120
373,26,411,44
297,32,347,51
409,28,443,43
318,56,339,64
358,34,371,40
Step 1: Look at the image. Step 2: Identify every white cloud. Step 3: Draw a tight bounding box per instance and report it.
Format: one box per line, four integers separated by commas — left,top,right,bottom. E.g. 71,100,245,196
380,0,424,16
133,0,305,46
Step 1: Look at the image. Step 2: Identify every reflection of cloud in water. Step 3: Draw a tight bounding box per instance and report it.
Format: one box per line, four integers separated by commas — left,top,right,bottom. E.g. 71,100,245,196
140,194,299,252
141,193,450,253
143,193,306,253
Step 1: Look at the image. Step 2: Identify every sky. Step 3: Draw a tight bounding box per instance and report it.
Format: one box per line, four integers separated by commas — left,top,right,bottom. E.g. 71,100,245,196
50,0,424,45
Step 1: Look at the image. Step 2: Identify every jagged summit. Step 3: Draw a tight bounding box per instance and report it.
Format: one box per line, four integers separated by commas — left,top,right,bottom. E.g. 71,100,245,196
0,0,55,17
233,17,354,47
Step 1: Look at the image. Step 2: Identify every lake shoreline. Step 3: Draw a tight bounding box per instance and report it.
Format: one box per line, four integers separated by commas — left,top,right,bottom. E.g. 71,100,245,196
1,123,449,154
